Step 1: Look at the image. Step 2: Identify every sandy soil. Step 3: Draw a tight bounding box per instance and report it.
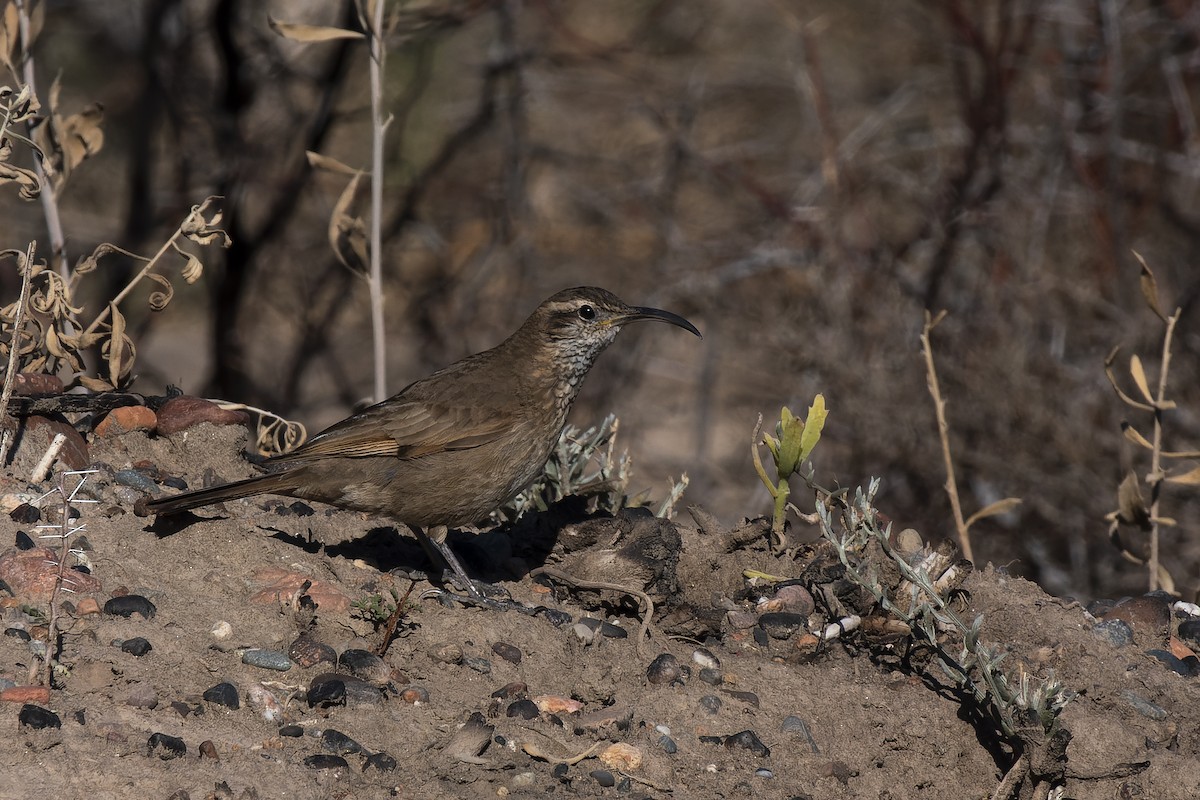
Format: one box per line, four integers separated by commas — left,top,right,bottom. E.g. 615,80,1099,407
0,420,1198,800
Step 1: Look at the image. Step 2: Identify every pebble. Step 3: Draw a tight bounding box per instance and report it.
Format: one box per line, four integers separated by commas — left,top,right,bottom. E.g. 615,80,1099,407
364,751,397,771
492,682,527,699
758,612,807,640
571,623,596,645
722,730,771,757
699,667,724,686
14,531,35,549
247,684,283,722
320,729,363,755
148,732,187,760
506,699,540,720
95,406,157,436
170,701,201,718
533,695,582,715
0,547,102,602
599,742,643,771
307,677,346,708
700,695,722,714
120,637,153,657
9,504,39,524
279,725,304,737
658,735,677,754
722,689,760,708
199,740,219,760
1092,619,1134,648
692,648,721,670
1178,619,1200,649
782,714,821,753
511,772,537,789
75,597,101,615
1121,690,1168,720
289,635,336,668
5,627,30,641
126,684,159,710
1146,649,1198,677
755,768,774,779
752,628,770,648
646,653,683,685
104,595,157,620
492,641,523,664
242,648,293,672
18,704,61,729
303,754,348,771
339,648,390,684
400,685,430,705
2,685,50,704
430,643,463,664
1101,595,1172,645
210,621,233,640
538,608,573,627
590,770,616,788
202,682,240,710
463,656,492,675
114,469,158,493
155,396,248,435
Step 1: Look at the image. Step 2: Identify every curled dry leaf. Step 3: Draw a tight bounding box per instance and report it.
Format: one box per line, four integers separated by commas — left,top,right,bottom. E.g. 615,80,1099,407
329,171,368,274
0,159,41,200
1132,251,1168,323
31,73,104,190
145,272,173,311
73,242,144,276
180,196,231,247
306,150,360,176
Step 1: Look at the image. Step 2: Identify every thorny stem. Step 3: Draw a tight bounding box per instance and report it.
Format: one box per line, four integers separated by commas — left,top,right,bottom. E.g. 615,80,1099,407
921,310,973,562
1147,309,1181,592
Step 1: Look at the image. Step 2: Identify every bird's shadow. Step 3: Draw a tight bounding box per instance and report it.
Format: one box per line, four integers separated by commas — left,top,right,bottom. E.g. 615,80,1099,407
141,495,598,584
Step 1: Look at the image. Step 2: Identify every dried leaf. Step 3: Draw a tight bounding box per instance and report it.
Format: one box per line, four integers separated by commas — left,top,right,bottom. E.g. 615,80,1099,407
181,197,232,247
1133,251,1168,323
1,1,18,74
77,375,113,392
74,242,142,275
1121,423,1153,451
107,302,125,386
964,497,1022,530
306,150,360,176
145,271,174,310
268,16,364,42
329,170,368,274
59,102,104,173
1129,355,1155,405
177,250,203,284
1165,465,1200,486
0,159,41,199
1116,471,1151,529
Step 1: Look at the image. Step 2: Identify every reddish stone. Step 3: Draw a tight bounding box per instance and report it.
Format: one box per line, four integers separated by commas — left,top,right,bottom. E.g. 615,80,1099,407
1100,595,1172,647
155,396,248,435
94,405,157,437
22,414,89,470
0,685,50,704
249,567,352,613
11,373,64,395
0,546,103,603
75,597,102,615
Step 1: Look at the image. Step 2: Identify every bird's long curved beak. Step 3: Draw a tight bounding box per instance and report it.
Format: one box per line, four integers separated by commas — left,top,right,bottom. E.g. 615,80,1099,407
622,306,702,338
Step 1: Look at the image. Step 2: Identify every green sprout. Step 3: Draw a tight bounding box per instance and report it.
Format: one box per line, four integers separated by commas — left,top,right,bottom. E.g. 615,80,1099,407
752,395,828,546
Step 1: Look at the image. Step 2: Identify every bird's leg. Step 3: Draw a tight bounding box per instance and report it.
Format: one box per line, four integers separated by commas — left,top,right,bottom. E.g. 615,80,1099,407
415,524,481,598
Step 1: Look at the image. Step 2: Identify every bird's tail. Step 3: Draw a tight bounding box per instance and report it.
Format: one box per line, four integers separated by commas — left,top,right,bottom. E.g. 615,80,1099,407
141,471,298,516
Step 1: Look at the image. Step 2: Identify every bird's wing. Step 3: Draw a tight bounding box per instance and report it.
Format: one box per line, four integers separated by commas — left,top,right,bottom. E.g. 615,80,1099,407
273,400,510,462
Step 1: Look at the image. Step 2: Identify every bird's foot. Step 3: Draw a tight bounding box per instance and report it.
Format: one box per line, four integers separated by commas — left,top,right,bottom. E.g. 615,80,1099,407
419,585,535,614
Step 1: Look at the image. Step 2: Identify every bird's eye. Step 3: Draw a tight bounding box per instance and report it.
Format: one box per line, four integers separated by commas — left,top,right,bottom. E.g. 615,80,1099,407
577,304,596,320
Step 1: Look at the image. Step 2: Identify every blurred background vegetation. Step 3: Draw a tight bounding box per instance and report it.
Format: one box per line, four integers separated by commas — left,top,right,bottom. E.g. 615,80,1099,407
4,0,1200,602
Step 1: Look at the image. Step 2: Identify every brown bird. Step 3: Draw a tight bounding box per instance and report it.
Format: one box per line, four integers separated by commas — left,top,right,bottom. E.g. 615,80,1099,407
143,287,700,595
